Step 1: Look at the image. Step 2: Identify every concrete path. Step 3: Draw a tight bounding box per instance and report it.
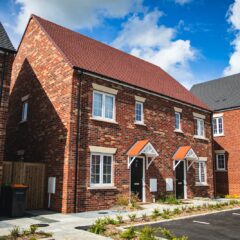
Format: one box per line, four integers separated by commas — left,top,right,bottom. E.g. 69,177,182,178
0,198,233,239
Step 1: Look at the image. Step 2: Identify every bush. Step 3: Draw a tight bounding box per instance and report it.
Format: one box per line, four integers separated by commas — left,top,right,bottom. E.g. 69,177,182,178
120,227,137,240
158,196,182,205
139,226,157,240
116,215,124,224
30,225,38,234
151,208,161,220
130,193,141,209
104,216,118,225
128,213,137,222
10,226,21,239
161,209,171,219
89,219,106,234
160,228,188,240
116,194,129,206
173,208,182,215
141,213,148,221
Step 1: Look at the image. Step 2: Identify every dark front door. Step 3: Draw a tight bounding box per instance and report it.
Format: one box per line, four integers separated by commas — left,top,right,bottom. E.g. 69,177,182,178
131,158,143,201
176,161,185,199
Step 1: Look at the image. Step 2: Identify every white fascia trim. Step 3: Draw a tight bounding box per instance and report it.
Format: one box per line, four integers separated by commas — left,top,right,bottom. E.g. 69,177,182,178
89,146,117,154
92,83,118,95
193,112,206,119
213,113,223,118
198,157,207,162
215,150,225,154
84,72,211,113
21,94,30,102
174,107,182,113
135,95,146,103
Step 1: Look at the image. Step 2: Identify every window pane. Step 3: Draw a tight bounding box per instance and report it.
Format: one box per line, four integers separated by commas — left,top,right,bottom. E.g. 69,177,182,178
217,154,225,169
200,162,205,182
195,162,200,182
199,120,204,136
105,95,114,119
93,92,103,117
218,118,223,134
194,119,198,135
103,156,112,184
175,113,180,129
135,102,142,122
22,101,28,121
196,162,206,183
91,155,101,184
213,118,217,135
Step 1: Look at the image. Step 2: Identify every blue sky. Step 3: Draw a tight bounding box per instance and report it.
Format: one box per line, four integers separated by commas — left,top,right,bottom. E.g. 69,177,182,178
1,0,240,88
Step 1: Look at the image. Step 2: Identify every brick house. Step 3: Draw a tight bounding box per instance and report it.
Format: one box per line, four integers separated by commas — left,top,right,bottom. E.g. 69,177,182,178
0,22,16,185
5,15,214,213
191,73,240,196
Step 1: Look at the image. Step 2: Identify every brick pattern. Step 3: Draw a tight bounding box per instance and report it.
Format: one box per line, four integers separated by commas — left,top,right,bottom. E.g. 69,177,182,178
214,109,240,195
0,51,14,185
6,17,214,213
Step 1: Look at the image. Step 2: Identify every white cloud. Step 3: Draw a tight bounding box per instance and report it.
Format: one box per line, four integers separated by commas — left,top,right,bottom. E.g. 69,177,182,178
224,0,240,76
14,0,142,34
174,0,192,5
112,10,197,88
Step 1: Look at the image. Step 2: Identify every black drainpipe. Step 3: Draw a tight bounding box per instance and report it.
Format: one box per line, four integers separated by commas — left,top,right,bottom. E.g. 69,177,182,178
74,70,84,213
0,52,7,107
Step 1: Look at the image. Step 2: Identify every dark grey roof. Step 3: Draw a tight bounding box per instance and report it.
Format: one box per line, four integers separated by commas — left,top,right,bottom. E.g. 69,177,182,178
0,22,15,52
190,73,240,111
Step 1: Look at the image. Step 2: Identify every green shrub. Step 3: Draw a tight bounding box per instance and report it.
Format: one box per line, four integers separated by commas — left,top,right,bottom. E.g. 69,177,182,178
141,213,148,221
173,208,182,215
139,226,157,240
151,208,160,220
160,228,188,240
130,193,141,209
104,216,117,225
116,194,129,206
30,225,38,234
120,227,137,240
158,196,182,205
128,213,137,222
116,215,124,224
9,226,21,239
89,219,106,234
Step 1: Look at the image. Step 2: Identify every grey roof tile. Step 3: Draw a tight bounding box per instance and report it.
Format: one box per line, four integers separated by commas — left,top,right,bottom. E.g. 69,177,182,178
190,73,240,111
0,21,15,52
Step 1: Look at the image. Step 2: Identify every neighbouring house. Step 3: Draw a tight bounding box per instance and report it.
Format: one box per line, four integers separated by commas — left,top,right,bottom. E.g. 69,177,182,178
4,15,214,213
0,22,16,185
191,73,240,196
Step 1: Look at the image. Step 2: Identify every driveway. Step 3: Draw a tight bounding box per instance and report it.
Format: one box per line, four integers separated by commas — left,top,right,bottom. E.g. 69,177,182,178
145,209,240,240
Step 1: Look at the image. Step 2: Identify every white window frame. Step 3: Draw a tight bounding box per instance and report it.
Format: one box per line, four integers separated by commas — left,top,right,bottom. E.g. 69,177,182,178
90,153,114,187
194,118,205,138
135,101,144,124
195,161,207,185
213,117,224,136
175,112,181,131
21,101,28,122
92,90,116,121
216,153,226,171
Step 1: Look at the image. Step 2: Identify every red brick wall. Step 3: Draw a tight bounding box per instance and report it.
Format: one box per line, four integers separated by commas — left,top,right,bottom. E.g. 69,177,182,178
214,109,240,196
6,17,214,213
5,18,74,212
0,51,14,185
73,74,214,212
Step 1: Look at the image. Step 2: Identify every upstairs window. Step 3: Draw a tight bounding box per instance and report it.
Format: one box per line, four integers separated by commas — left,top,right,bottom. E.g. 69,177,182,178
216,153,226,171
135,101,143,124
213,117,224,136
93,91,115,121
194,118,204,137
175,112,181,130
195,161,207,185
91,153,113,186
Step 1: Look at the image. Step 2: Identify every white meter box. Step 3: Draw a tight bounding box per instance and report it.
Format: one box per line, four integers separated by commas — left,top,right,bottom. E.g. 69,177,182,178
48,177,56,194
165,178,173,192
150,178,157,192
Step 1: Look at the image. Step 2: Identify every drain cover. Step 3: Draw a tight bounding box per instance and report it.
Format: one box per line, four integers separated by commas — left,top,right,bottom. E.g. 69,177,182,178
98,211,109,214
31,223,49,228
75,226,91,231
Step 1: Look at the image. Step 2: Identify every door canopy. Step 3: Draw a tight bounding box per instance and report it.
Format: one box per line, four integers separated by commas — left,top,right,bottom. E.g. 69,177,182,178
173,146,198,171
127,140,159,169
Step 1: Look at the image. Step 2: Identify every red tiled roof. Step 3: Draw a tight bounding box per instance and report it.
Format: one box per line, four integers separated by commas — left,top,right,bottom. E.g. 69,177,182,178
127,140,149,156
173,146,191,160
30,15,210,110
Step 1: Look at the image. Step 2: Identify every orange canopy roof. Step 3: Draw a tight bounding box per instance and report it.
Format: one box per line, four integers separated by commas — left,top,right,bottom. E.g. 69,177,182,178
173,146,191,160
127,140,149,156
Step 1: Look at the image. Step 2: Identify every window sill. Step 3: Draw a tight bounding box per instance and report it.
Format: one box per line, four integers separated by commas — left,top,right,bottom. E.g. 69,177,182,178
195,183,208,187
215,169,227,172
174,129,184,134
90,117,119,125
134,122,146,126
193,135,209,141
213,134,225,137
88,186,117,190
19,120,27,124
